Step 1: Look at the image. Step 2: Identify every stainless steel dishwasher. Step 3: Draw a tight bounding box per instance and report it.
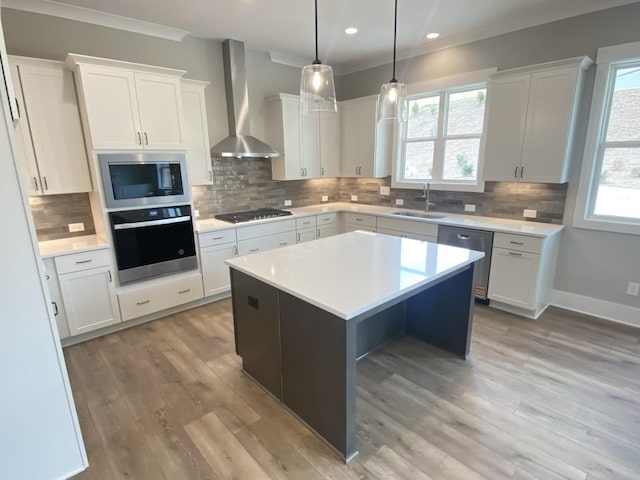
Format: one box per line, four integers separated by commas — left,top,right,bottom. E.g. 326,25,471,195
437,226,493,303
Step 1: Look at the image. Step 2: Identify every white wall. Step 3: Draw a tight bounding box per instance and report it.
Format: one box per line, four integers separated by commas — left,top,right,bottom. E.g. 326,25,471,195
0,18,87,479
337,2,640,320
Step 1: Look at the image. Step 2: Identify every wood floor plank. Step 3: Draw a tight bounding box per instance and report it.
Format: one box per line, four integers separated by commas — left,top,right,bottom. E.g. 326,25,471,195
64,299,640,480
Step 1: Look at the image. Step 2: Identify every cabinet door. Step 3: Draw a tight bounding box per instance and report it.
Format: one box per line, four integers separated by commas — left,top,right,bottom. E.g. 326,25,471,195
358,99,377,177
201,243,237,297
483,75,531,182
317,224,338,239
339,102,361,177
319,110,340,177
135,73,185,150
300,113,320,177
43,258,70,339
267,96,303,180
78,65,142,150
59,265,121,335
17,61,92,195
520,67,578,183
182,81,212,185
10,64,40,196
296,227,316,243
488,248,539,310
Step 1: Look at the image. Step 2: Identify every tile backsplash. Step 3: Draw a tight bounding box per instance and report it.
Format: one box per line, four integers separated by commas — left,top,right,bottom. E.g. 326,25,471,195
29,159,568,241
29,193,96,242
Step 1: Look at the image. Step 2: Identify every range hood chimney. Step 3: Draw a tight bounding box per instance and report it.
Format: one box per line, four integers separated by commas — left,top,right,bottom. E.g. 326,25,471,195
210,39,280,158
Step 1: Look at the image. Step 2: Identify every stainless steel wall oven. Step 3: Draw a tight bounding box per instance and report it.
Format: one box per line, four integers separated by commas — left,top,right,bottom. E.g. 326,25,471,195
110,205,197,284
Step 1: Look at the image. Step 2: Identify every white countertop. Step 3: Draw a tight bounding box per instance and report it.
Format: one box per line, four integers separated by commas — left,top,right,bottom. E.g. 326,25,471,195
198,202,564,238
226,231,484,320
39,235,109,258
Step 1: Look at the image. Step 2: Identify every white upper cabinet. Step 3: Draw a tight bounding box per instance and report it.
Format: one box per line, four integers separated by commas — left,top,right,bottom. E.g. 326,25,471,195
10,57,92,196
267,93,340,180
67,54,186,151
182,79,212,185
483,57,592,183
339,96,389,178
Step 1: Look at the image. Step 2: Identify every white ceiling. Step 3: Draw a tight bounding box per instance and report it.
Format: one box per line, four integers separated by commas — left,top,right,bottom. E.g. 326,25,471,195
8,0,640,74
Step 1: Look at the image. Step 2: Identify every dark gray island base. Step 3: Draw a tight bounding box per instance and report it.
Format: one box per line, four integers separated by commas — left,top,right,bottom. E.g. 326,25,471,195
229,261,476,462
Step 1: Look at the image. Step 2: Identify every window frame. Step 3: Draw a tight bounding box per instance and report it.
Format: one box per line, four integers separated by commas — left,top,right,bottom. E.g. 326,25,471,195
573,41,640,236
391,69,496,192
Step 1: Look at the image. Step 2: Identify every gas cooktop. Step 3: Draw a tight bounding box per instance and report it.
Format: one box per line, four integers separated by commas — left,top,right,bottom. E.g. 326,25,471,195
214,208,293,224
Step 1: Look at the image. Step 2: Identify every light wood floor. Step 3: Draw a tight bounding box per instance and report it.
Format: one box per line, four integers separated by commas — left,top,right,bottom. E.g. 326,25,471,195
66,299,640,480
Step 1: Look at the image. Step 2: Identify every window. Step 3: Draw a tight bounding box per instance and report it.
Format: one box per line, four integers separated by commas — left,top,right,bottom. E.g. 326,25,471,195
575,41,640,235
396,84,487,190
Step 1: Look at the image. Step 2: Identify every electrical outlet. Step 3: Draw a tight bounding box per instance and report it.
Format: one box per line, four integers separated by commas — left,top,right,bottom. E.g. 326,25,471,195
193,209,200,218
395,199,404,206
627,282,640,296
523,209,537,218
321,195,328,202
68,222,85,233
465,204,476,213
284,200,292,207
351,195,358,202
380,186,391,196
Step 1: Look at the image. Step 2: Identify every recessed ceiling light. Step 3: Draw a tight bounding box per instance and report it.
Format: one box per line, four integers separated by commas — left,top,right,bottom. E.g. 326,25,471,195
426,32,440,40
345,27,358,35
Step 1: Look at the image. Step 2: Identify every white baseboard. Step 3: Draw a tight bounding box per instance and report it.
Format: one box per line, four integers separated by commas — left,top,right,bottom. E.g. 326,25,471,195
551,290,640,328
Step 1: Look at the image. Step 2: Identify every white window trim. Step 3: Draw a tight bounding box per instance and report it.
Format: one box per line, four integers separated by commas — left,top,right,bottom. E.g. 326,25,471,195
573,41,640,236
392,68,496,192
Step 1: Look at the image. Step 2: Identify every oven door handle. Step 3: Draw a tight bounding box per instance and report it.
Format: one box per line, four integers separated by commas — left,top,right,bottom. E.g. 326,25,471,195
113,216,192,230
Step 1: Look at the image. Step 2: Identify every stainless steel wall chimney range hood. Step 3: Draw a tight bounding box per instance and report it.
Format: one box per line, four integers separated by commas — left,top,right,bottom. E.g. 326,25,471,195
210,39,280,158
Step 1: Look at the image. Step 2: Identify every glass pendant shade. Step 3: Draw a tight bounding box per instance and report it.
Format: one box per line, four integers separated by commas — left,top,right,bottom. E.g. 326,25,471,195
376,81,408,122
300,63,337,115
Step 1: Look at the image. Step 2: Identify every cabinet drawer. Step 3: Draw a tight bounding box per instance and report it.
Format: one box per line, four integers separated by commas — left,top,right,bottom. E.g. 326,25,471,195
494,232,542,254
236,218,295,241
377,217,438,237
118,272,204,321
55,248,111,274
377,228,436,243
296,216,316,230
199,228,237,248
343,212,377,228
237,231,297,256
316,212,337,225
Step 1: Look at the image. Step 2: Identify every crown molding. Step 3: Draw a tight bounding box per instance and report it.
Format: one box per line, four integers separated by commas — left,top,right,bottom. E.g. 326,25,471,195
3,0,189,42
269,50,345,76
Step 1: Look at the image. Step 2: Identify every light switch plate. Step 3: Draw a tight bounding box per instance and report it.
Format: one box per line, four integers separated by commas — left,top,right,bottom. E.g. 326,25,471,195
523,209,537,218
627,282,640,296
284,200,292,207
465,204,476,213
395,199,404,206
68,222,84,232
193,209,200,218
351,195,358,201
380,186,391,196
322,195,328,202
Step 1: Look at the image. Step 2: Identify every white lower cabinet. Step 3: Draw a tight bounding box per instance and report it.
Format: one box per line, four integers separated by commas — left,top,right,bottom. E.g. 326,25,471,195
343,212,377,233
317,223,338,239
297,228,317,243
43,258,70,339
118,272,204,321
201,243,238,296
59,265,120,336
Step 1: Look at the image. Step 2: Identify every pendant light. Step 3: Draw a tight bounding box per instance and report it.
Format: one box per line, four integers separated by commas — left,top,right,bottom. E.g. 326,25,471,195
300,0,337,115
376,0,407,123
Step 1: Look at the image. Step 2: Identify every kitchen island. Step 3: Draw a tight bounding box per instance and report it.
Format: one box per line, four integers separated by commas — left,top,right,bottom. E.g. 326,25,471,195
226,231,484,461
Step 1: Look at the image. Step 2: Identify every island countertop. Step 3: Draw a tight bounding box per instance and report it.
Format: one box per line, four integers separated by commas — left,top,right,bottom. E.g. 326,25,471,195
226,231,484,320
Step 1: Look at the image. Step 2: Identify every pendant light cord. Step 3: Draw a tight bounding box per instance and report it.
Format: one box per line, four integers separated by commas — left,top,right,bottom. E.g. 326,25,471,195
391,0,398,82
313,0,321,64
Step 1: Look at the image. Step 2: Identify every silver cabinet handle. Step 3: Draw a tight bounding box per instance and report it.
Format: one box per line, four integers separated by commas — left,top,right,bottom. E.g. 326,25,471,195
137,132,142,145
300,167,304,177
457,234,470,240
323,217,331,222
33,177,38,190
520,166,524,179
136,300,150,305
233,245,238,255
75,259,92,264
279,242,288,246
212,236,224,240
250,248,259,252
510,241,524,245
15,98,20,118
355,217,363,222
317,229,320,238
302,221,311,225
297,233,301,242
178,288,191,294
514,166,518,178
508,251,523,257
108,270,112,283
209,171,213,180
45,274,50,280
144,132,149,145
321,167,325,176
52,301,59,316
43,176,48,191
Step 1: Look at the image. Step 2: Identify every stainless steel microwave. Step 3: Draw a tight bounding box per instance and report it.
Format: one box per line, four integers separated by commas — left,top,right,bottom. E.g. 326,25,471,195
99,153,190,209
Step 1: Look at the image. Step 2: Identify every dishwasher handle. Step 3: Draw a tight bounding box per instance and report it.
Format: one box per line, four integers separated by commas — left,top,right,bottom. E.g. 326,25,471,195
457,233,470,240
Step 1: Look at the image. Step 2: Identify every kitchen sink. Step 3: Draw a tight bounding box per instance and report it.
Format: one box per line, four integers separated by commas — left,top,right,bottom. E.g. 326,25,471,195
390,211,447,219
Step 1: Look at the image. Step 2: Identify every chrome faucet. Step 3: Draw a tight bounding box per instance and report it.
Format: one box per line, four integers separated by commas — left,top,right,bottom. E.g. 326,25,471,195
423,183,436,213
